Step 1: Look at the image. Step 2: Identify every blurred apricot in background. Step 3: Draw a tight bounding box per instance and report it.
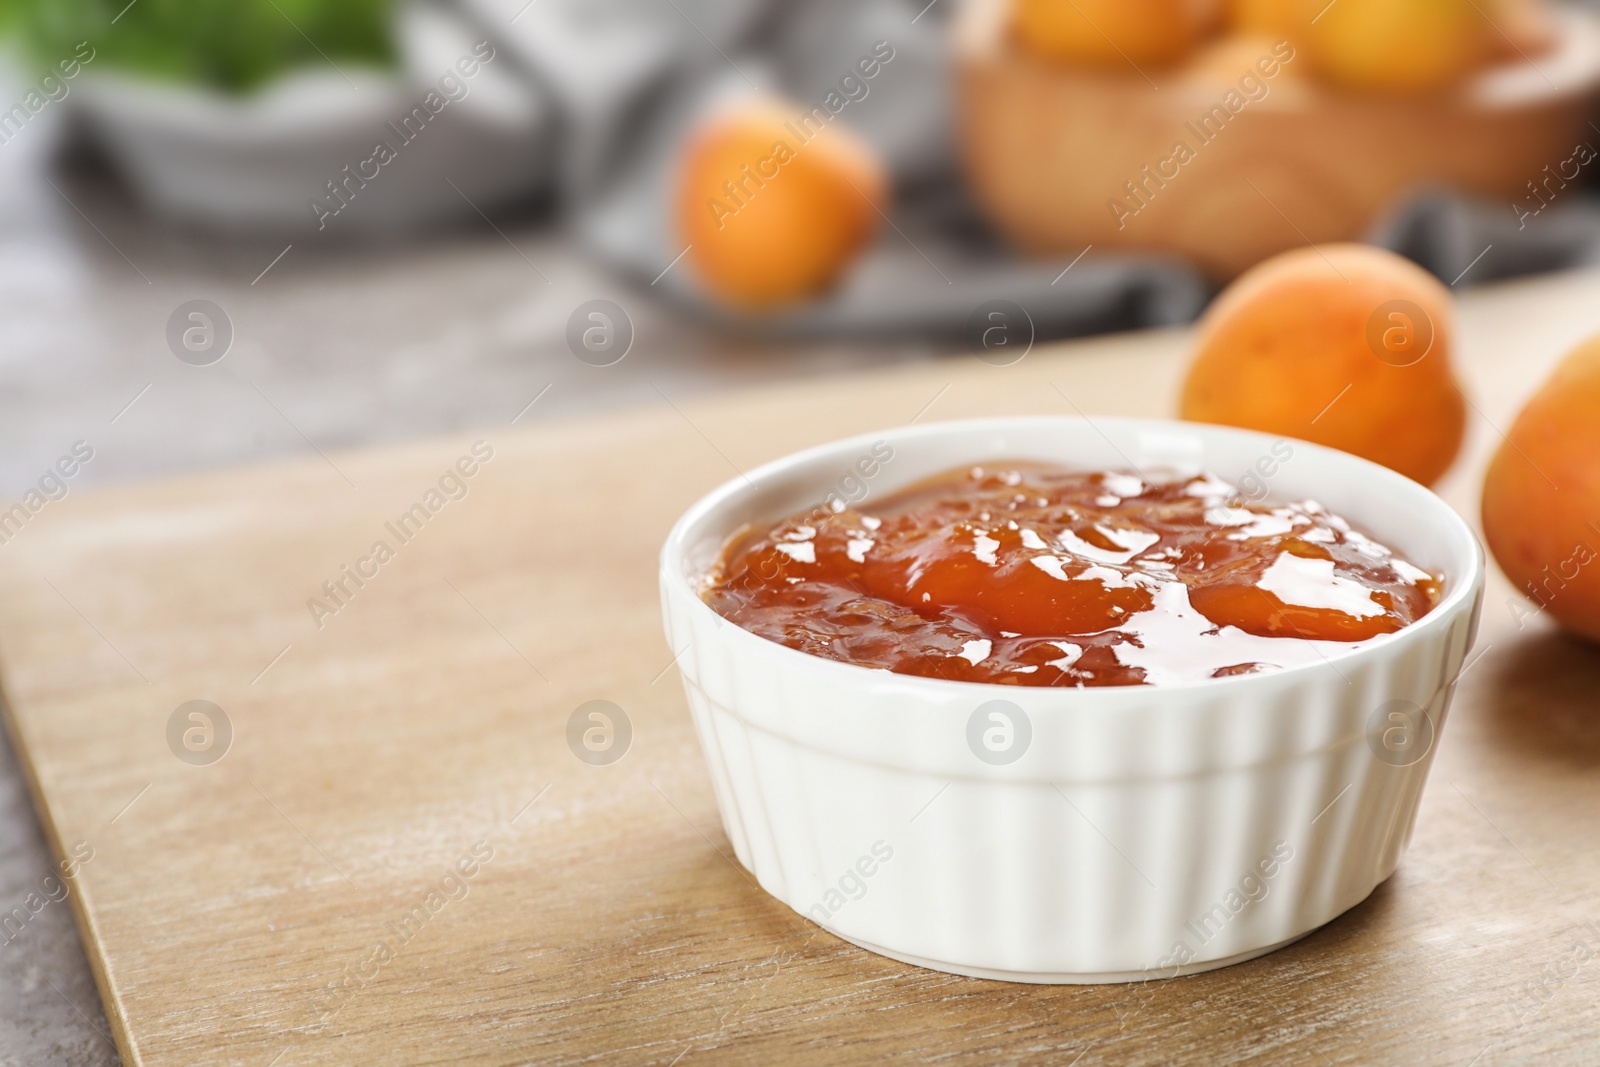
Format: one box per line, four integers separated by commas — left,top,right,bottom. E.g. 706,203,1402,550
1011,0,1218,69
1225,0,1302,37
676,98,887,309
1303,0,1492,93
1013,0,1554,89
1179,244,1466,485
1482,334,1600,642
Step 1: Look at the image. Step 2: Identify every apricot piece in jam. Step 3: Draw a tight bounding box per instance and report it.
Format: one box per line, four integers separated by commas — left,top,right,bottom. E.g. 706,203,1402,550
705,463,1441,688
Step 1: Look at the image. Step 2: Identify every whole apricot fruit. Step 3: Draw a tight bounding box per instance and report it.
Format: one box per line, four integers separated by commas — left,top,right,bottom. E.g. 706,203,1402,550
676,98,886,308
1012,0,1217,69
1306,0,1491,93
1179,244,1466,485
1482,334,1600,642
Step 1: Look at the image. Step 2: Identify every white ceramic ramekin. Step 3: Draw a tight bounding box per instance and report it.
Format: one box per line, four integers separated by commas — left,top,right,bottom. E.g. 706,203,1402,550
659,417,1484,983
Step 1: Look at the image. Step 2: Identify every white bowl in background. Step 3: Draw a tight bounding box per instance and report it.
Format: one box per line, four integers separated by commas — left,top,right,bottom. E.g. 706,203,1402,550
659,416,1484,983
67,4,549,235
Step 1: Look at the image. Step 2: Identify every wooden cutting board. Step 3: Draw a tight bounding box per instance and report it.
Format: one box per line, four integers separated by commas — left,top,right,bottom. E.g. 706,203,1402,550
4,271,1600,1066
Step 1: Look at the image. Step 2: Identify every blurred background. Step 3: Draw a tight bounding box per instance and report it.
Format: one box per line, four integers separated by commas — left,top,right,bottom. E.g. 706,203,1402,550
3,0,1600,1060
1,0,1599,494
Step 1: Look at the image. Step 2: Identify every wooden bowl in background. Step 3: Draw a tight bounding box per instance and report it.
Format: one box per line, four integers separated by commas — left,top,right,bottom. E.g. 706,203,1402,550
956,0,1600,278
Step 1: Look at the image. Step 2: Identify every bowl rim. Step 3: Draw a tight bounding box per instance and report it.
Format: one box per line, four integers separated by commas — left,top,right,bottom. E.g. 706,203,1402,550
659,415,1485,704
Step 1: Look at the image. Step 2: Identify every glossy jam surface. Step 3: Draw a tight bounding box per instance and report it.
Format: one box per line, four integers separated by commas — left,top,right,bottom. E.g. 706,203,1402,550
704,463,1442,687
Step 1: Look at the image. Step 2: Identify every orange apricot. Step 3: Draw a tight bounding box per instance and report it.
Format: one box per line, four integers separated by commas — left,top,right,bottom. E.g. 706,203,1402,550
1012,0,1217,70
1482,334,1600,642
1225,0,1303,37
676,98,886,309
1305,0,1492,93
1179,244,1466,485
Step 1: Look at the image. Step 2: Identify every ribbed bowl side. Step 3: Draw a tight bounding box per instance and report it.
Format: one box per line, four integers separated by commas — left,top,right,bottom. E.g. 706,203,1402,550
664,576,1481,980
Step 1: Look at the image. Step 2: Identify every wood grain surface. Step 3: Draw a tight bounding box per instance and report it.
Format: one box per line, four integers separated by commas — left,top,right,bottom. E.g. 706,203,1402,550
3,269,1600,1066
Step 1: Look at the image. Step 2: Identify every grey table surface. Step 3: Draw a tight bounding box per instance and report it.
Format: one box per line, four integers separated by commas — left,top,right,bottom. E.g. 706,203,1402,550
0,123,947,1065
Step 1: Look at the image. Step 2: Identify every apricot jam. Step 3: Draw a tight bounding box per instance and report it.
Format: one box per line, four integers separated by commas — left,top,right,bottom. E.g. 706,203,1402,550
704,463,1441,687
